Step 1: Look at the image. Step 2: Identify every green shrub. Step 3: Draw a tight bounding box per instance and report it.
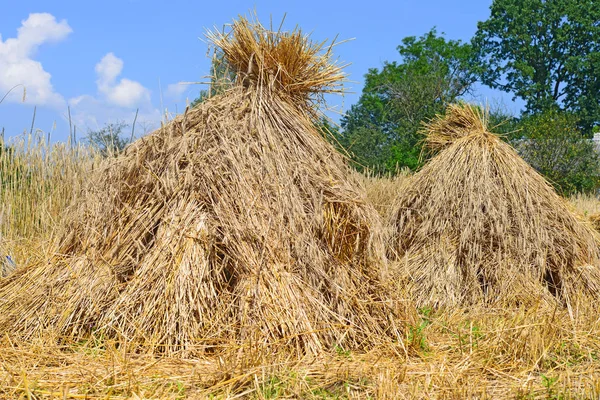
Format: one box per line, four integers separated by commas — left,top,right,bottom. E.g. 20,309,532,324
514,110,600,196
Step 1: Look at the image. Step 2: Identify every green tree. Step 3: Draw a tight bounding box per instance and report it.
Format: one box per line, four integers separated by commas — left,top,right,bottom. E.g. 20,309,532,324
339,29,476,173
487,105,521,142
473,0,600,131
191,51,236,108
515,109,600,195
84,121,131,156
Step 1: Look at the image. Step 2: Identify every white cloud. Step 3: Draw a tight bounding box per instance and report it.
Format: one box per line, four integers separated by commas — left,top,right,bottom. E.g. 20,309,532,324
95,52,150,108
0,14,161,138
95,52,123,84
0,13,71,108
68,53,159,135
68,94,161,136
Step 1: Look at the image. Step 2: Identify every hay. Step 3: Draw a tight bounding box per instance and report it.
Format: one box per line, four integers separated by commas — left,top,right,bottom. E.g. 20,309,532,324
0,257,15,278
0,16,404,356
0,233,15,279
589,212,600,232
388,103,600,309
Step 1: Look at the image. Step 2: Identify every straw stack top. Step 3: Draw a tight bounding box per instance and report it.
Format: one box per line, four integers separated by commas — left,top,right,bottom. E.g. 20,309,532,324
423,103,493,152
207,16,346,103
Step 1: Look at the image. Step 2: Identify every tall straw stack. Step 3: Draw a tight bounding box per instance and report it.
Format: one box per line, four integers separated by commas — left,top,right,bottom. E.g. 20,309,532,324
389,103,600,310
0,16,404,356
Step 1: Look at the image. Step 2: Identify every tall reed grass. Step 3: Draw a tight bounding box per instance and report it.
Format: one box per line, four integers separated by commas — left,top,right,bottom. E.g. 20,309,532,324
0,132,100,266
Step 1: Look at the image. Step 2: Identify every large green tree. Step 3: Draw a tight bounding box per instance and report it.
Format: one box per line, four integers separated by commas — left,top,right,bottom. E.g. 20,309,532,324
338,29,476,173
473,0,600,132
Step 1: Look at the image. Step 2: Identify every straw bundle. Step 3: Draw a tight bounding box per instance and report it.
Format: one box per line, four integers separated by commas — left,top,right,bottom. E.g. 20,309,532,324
0,16,403,356
389,103,600,309
589,212,600,232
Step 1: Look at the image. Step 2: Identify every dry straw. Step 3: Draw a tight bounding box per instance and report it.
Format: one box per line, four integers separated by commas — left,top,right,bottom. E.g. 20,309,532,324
588,213,600,232
0,16,405,356
389,103,600,310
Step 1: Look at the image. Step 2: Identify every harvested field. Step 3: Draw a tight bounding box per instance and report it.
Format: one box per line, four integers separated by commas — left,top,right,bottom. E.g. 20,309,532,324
1,18,600,400
1,304,599,398
2,142,600,398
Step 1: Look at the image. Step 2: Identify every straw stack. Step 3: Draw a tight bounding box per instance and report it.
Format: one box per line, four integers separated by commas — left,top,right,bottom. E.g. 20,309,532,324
0,16,403,356
389,103,600,309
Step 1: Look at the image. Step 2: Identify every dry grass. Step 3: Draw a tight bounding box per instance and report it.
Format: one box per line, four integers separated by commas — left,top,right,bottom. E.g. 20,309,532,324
569,193,600,217
207,15,346,112
569,193,600,233
355,169,411,218
1,136,600,397
1,304,599,399
361,167,600,227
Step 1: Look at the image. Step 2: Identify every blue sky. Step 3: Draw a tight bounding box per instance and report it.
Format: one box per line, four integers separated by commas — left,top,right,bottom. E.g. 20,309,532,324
0,0,522,142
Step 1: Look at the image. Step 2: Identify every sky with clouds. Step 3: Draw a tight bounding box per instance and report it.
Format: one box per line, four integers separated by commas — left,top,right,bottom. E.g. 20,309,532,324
0,0,521,142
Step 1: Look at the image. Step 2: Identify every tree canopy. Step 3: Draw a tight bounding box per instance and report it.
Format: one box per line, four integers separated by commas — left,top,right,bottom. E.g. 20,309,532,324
337,29,476,173
473,0,600,132
84,121,131,156
515,109,600,195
